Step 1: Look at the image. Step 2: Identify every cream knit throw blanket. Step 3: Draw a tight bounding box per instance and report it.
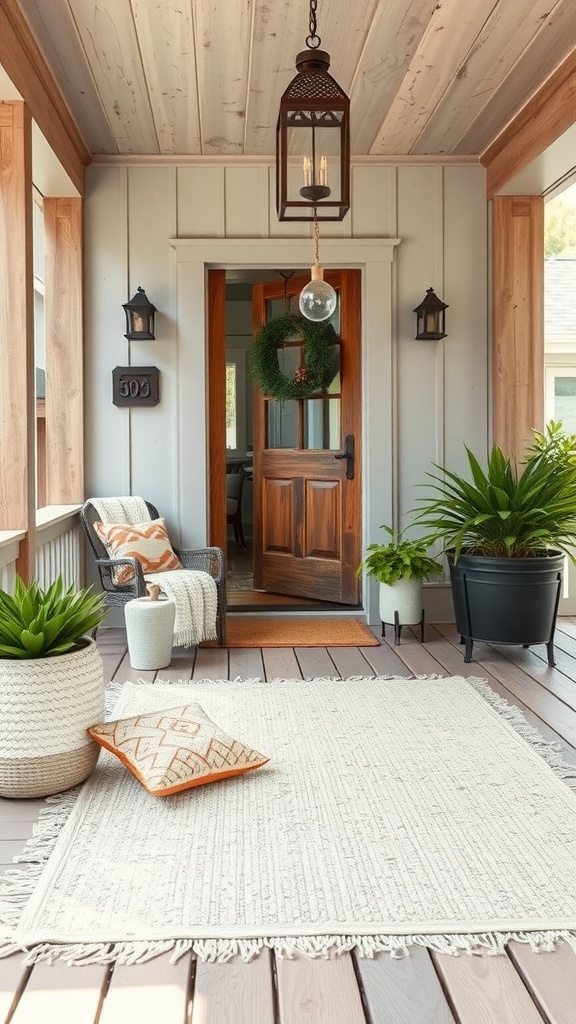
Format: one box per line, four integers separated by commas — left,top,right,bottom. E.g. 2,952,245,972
90,496,218,646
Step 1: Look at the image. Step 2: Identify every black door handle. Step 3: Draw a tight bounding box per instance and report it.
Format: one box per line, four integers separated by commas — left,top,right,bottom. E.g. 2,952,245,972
334,435,354,480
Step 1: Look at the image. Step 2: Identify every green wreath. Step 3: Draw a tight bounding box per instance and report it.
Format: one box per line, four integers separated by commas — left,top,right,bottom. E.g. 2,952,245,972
252,312,333,400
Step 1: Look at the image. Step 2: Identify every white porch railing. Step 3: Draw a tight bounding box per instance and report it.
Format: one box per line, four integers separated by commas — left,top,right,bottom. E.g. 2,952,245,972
0,505,82,593
35,505,82,589
0,531,25,592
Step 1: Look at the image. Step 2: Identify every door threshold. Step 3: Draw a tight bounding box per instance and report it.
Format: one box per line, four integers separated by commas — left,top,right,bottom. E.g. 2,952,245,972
229,608,366,617
227,590,362,614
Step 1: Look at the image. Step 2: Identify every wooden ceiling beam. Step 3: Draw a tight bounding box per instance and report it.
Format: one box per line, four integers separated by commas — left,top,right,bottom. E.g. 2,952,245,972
0,0,91,195
481,48,576,198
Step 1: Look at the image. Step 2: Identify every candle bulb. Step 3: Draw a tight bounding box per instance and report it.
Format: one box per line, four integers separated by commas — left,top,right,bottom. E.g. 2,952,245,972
320,155,327,186
302,156,312,186
425,312,436,333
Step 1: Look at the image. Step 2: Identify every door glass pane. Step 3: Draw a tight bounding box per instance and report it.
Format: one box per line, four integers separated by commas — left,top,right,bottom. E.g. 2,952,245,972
554,377,576,434
277,345,300,377
267,400,298,448
303,398,341,450
325,343,341,393
266,298,287,320
324,291,340,335
265,291,339,329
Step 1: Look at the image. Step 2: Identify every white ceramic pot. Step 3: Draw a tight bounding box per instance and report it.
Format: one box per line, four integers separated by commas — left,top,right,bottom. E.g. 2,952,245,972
125,596,176,670
379,578,423,626
0,638,104,798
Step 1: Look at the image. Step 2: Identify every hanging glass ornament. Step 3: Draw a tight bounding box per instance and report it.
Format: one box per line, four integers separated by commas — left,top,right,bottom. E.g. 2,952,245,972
299,217,337,322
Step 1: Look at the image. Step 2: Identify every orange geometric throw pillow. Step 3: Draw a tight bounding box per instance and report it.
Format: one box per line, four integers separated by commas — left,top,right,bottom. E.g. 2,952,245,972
93,518,183,585
87,703,269,796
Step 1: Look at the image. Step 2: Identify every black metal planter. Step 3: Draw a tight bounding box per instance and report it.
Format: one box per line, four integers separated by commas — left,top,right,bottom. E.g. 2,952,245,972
447,551,564,667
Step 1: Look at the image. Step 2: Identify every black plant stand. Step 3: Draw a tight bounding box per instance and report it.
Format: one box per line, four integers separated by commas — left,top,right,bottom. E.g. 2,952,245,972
459,632,556,667
382,609,425,645
449,551,563,669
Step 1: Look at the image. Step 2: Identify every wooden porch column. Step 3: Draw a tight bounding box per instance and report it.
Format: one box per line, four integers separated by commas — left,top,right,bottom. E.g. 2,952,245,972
492,195,544,462
0,101,35,580
44,198,84,503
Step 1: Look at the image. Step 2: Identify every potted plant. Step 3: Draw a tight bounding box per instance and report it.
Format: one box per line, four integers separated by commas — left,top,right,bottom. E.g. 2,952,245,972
413,421,576,665
0,575,108,798
358,525,443,643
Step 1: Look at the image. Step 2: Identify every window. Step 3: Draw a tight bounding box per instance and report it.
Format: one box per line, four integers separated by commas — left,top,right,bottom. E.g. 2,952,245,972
225,350,246,456
226,363,237,450
545,366,576,434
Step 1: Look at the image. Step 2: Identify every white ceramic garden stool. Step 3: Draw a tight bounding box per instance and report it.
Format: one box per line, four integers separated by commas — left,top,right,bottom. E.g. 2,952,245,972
379,579,425,645
124,593,176,670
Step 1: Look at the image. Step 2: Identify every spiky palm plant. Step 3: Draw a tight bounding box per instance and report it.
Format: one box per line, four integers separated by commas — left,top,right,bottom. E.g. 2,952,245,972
413,421,576,560
0,576,107,659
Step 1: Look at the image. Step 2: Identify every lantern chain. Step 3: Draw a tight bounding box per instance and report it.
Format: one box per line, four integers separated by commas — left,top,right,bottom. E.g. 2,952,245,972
313,216,320,266
306,0,321,48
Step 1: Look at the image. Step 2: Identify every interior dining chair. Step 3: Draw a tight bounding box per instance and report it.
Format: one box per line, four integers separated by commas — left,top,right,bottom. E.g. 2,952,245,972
226,469,247,550
80,498,226,645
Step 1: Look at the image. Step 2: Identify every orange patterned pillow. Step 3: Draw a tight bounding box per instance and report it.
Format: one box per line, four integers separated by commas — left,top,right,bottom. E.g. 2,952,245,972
87,703,269,796
93,518,183,584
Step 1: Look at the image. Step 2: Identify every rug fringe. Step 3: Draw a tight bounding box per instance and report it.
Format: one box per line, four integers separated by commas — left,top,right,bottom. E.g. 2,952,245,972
0,789,78,945
188,929,576,962
466,676,576,791
5,929,576,965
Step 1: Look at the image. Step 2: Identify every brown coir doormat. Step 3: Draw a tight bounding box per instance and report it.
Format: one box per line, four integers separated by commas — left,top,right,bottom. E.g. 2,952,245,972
203,616,379,648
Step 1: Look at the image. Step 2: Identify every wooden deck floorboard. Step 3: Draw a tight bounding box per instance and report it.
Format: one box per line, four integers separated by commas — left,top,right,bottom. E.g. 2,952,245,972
2,621,576,1022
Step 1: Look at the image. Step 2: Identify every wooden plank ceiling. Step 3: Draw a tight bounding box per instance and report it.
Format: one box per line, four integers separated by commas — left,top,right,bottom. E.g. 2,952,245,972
12,0,576,159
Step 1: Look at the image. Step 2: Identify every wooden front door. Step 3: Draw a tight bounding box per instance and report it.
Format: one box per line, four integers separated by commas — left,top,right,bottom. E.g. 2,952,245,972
252,271,361,604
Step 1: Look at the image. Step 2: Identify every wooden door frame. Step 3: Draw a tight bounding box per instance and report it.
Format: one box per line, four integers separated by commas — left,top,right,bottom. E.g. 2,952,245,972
208,267,364,582
172,237,400,623
208,269,227,553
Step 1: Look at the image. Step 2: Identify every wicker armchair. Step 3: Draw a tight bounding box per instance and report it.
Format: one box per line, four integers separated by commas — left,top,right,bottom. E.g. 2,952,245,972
80,499,226,645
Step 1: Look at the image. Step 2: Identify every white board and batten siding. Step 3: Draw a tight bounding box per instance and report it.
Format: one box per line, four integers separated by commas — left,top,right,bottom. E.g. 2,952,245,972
84,160,488,623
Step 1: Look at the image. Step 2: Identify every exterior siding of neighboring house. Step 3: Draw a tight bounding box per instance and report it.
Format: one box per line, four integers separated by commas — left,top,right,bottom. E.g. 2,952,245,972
545,258,576,431
84,160,488,624
544,257,576,614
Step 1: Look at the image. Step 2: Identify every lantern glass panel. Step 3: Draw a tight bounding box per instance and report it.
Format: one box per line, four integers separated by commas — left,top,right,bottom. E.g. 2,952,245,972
278,104,349,220
131,311,147,335
287,119,342,182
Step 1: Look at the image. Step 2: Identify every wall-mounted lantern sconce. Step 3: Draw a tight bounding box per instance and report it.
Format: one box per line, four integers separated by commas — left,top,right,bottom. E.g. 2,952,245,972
413,288,448,340
122,287,157,340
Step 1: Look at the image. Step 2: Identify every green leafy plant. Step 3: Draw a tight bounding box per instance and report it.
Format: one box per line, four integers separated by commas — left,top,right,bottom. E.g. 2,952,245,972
413,421,576,560
358,525,443,586
0,576,107,659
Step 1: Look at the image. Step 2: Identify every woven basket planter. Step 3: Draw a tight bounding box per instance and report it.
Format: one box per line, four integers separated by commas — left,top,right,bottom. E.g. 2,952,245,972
0,638,105,799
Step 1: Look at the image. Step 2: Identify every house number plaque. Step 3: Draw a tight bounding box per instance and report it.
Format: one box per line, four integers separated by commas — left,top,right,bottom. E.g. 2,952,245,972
112,366,160,407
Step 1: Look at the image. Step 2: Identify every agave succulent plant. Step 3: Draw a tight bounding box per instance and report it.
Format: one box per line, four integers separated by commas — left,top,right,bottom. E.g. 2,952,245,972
413,421,576,560
0,576,107,659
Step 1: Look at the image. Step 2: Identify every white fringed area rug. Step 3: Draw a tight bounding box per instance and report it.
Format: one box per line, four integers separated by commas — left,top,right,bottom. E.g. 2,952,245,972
3,675,576,965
